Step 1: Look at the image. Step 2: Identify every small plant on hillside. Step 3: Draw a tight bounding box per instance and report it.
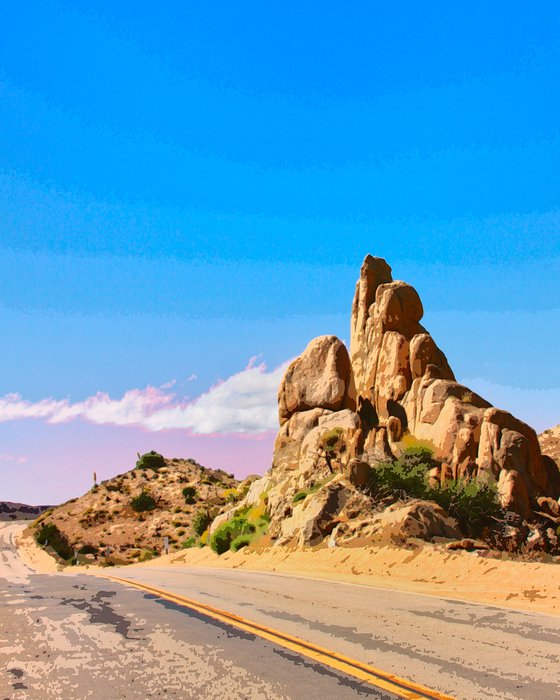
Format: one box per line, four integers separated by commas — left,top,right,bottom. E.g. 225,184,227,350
78,544,98,555
319,428,346,473
210,516,256,555
292,490,308,504
35,523,73,560
130,491,157,512
193,509,213,537
135,451,166,471
231,535,252,552
209,502,270,555
427,480,501,538
182,486,197,504
181,537,197,549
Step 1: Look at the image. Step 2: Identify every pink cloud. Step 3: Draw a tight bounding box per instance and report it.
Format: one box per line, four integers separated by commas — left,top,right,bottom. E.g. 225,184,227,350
0,361,290,435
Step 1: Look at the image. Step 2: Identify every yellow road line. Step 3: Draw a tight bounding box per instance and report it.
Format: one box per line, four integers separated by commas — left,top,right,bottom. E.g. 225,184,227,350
103,574,455,700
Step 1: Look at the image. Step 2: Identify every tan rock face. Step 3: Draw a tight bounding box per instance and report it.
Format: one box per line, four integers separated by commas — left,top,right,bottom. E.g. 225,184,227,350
278,335,354,425
539,424,560,465
333,500,462,546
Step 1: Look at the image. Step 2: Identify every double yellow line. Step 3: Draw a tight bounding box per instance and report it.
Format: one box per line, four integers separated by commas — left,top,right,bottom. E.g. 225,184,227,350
104,575,455,700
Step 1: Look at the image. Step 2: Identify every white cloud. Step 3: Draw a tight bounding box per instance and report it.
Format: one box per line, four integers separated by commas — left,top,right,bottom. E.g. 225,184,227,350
0,453,28,464
0,361,290,435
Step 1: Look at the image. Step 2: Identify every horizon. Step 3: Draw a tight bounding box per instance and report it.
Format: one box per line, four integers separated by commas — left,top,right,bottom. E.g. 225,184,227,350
1,2,559,503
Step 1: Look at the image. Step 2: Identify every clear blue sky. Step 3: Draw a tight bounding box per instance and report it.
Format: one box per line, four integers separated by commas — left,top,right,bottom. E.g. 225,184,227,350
1,2,559,502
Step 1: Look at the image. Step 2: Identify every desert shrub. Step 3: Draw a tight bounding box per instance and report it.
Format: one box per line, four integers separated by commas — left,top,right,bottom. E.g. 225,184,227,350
209,502,269,555
367,446,501,537
138,549,154,562
182,486,197,504
130,491,156,512
78,544,98,555
292,490,308,504
209,516,256,555
427,480,501,538
367,448,436,500
222,487,240,504
35,523,73,560
181,537,197,549
231,535,252,552
319,427,346,472
135,451,166,471
193,509,213,537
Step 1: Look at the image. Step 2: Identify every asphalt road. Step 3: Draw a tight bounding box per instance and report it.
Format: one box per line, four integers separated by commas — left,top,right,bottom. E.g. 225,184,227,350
2,522,560,699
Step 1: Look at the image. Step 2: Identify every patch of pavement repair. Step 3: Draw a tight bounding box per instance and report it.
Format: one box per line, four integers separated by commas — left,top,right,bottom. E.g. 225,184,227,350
59,589,134,638
0,574,398,699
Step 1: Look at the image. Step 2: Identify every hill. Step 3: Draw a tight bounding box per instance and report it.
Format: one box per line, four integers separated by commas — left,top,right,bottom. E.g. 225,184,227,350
0,502,53,521
32,452,249,564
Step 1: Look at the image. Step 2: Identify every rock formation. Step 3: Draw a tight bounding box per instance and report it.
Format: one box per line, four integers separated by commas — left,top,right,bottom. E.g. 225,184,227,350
261,254,560,545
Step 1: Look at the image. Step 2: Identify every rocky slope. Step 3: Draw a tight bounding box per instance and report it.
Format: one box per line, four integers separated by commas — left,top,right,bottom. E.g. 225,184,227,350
33,454,247,564
211,255,560,555
0,502,53,521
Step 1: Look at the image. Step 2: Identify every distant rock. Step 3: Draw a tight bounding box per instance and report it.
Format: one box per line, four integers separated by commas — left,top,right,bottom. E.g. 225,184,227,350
0,502,53,521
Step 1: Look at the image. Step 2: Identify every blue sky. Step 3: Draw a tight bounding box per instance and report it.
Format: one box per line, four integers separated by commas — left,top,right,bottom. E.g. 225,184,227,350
1,2,559,502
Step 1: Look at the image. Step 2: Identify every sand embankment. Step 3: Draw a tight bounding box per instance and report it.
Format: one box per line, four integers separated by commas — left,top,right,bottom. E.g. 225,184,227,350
140,543,560,616
16,525,60,573
17,527,560,616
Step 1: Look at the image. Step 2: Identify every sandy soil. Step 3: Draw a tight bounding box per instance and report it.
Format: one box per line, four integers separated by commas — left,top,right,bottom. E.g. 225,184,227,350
139,541,560,616
17,525,560,616
16,525,60,573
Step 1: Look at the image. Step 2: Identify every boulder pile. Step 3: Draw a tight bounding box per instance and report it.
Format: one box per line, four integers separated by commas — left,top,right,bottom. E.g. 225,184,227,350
219,256,560,552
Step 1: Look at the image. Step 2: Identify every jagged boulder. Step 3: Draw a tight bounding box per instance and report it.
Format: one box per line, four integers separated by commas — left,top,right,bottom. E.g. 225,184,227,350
278,335,355,425
332,500,462,546
276,479,352,547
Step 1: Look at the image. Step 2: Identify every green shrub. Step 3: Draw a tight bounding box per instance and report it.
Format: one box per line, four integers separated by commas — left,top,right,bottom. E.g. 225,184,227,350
193,509,212,537
35,523,73,560
367,448,435,500
209,516,256,555
231,535,252,552
182,486,197,504
367,447,501,537
78,544,98,555
208,502,270,555
138,549,154,562
135,451,166,471
181,537,197,549
427,480,501,538
130,491,157,512
320,427,346,472
292,490,308,504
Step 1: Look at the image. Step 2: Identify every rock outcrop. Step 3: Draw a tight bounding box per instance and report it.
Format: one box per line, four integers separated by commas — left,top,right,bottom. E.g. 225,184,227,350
0,502,53,521
263,254,560,547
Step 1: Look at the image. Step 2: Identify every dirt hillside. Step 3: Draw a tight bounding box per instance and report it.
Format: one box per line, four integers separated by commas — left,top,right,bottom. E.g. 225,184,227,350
32,453,249,564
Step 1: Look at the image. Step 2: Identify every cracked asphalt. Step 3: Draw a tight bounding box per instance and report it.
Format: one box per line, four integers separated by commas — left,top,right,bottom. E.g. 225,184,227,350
2,522,560,699
0,523,394,699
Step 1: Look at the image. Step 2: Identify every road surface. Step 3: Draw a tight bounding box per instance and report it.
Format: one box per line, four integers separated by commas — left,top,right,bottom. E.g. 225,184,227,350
1,522,559,699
